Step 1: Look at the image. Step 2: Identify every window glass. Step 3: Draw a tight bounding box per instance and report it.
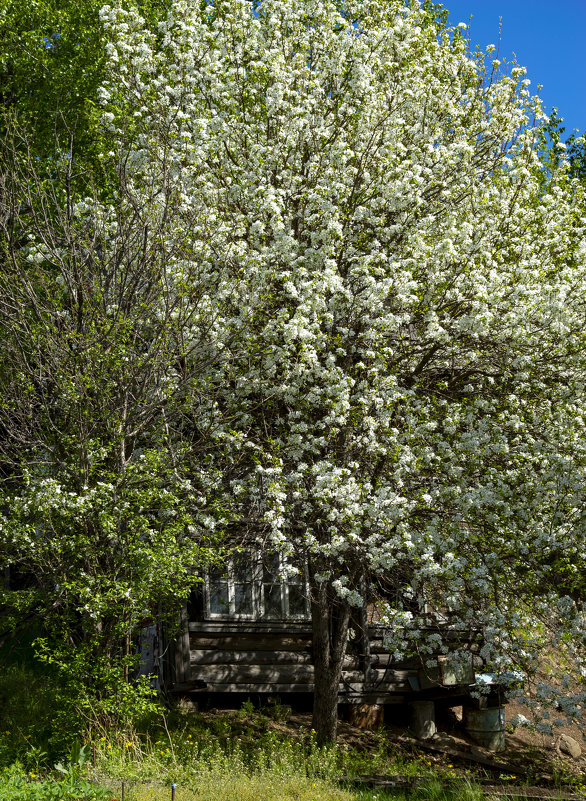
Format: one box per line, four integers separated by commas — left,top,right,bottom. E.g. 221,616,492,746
233,552,253,581
209,582,229,615
262,552,280,582
206,551,309,620
288,584,306,617
263,583,282,618
234,583,253,615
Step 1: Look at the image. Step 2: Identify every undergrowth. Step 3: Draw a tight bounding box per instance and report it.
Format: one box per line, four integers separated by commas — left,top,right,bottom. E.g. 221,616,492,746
1,667,585,800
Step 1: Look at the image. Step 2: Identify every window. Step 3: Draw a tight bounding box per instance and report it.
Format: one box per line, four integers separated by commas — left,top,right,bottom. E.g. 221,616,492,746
205,551,310,620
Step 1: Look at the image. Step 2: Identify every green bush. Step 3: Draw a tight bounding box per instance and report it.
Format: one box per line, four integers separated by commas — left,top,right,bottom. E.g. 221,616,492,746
0,763,110,801
0,665,78,768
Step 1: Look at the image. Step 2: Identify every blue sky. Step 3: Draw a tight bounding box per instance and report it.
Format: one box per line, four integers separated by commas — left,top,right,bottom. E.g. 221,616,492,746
443,0,586,137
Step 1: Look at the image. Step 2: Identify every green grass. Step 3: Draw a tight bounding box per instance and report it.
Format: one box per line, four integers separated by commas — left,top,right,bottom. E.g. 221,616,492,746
0,666,583,801
0,706,487,801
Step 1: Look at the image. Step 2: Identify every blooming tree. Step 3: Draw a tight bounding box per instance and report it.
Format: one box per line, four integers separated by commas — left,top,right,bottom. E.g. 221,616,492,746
0,123,237,718
52,0,586,738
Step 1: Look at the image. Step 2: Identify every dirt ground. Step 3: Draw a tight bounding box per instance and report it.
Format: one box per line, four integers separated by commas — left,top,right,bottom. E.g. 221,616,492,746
194,658,586,787
222,699,586,785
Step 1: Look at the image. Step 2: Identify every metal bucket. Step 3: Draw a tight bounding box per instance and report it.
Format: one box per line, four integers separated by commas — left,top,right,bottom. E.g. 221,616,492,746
463,706,505,752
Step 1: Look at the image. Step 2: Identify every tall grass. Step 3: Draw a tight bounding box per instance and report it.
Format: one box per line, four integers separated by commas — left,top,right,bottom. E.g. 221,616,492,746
2,670,578,801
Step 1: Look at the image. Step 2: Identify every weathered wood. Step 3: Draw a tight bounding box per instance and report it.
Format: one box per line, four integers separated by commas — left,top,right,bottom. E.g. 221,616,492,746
188,621,311,635
369,653,417,669
349,703,384,729
341,669,411,687
176,617,477,702
189,649,314,665
399,736,524,775
174,606,191,684
339,683,410,695
172,682,407,703
190,664,315,682
186,664,412,687
342,693,406,705
189,634,312,651
190,682,316,693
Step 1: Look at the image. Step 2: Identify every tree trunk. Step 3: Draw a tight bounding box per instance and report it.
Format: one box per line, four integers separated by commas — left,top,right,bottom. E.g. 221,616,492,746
311,582,351,744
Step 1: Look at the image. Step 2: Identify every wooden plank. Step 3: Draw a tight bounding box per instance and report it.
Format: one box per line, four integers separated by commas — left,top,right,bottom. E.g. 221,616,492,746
342,694,406,705
188,621,311,635
171,682,407,702
189,635,311,651
186,662,411,687
339,682,410,694
341,669,409,686
369,654,417,670
399,737,525,775
367,666,416,680
192,682,316,693
174,606,191,684
189,649,360,668
190,649,313,665
190,664,315,682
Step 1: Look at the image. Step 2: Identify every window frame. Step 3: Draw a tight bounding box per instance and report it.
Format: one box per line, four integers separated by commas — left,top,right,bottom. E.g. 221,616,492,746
204,551,310,621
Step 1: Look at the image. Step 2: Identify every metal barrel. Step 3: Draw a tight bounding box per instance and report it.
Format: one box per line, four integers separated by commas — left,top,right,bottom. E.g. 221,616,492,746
463,706,505,752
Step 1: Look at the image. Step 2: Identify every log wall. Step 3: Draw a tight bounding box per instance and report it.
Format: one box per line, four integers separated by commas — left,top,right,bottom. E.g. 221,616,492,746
171,620,475,704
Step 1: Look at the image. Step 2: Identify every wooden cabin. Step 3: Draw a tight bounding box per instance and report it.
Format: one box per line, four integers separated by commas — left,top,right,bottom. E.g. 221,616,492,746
165,550,483,720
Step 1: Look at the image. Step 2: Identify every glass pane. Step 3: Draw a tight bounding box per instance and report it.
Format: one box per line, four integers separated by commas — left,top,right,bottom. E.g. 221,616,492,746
288,585,307,617
233,553,253,583
263,584,282,618
234,583,253,615
209,583,229,615
263,553,280,582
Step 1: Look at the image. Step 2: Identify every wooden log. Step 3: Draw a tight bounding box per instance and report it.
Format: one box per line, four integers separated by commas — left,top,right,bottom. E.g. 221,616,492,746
348,704,384,730
182,666,411,692
188,621,311,635
189,634,312,651
189,649,360,668
188,666,410,689
172,682,407,703
190,664,315,683
339,682,409,695
368,654,418,670
343,693,406,704
192,682,316,693
190,649,313,665
400,736,526,775
174,606,191,684
341,669,410,687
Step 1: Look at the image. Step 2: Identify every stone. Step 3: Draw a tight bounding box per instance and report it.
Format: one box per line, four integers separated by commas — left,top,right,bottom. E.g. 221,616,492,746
557,734,582,759
410,700,436,740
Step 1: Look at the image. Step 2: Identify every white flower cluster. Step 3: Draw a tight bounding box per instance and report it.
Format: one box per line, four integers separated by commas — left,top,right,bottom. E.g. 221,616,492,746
40,0,586,718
